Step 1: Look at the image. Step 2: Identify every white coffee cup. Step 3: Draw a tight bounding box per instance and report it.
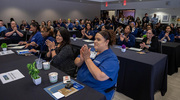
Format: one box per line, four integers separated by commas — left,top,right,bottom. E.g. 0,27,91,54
43,62,50,70
49,72,58,83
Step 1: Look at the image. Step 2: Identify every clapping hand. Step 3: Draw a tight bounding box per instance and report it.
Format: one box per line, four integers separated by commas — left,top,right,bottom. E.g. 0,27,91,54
165,33,169,38
46,40,55,50
140,42,145,49
120,34,125,41
80,44,91,60
81,29,85,36
124,36,129,42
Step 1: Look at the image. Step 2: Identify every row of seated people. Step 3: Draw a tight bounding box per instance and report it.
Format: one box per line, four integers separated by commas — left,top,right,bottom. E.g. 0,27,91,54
1,19,179,53
1,20,119,100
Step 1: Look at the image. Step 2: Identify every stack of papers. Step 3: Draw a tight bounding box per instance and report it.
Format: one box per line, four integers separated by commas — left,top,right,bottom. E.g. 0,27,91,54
7,44,20,47
0,50,14,56
128,47,142,51
83,40,94,42
8,46,25,49
0,69,25,84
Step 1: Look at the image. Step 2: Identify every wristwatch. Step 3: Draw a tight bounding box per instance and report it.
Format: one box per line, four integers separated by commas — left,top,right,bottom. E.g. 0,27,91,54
51,49,55,51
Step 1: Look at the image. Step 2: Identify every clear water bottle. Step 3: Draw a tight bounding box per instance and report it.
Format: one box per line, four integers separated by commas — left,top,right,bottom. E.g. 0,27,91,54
35,59,42,69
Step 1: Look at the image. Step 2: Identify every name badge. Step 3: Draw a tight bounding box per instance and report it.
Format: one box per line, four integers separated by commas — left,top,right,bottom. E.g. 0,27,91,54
90,51,97,59
12,33,16,36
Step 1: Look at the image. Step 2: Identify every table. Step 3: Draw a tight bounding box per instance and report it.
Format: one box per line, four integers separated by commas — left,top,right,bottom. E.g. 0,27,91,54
0,49,106,100
161,42,180,75
70,39,168,100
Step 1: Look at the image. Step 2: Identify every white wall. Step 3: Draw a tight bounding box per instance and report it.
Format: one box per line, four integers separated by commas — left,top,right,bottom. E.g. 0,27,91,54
101,0,180,24
0,0,100,25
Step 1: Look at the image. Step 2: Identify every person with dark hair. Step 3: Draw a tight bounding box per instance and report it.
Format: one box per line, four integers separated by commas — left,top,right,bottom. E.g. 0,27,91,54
5,21,24,43
159,25,174,42
0,20,7,35
74,30,119,100
20,20,30,31
45,27,76,77
142,13,149,27
19,22,44,49
81,23,95,40
140,30,159,52
170,23,176,35
116,25,135,47
29,27,55,53
40,21,46,29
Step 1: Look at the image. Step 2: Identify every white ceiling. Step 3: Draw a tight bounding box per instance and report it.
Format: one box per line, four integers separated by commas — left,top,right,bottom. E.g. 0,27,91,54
58,0,161,4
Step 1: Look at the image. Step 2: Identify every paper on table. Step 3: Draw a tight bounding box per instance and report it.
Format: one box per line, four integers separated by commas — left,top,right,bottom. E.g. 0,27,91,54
7,44,20,47
135,37,143,40
52,92,64,99
128,47,142,51
0,50,14,56
8,46,25,49
0,69,25,84
83,40,94,42
88,43,94,46
70,37,81,40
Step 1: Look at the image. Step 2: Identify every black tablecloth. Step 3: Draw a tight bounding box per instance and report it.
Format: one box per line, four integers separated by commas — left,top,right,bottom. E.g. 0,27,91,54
0,38,11,45
68,30,82,38
162,42,180,75
0,50,106,100
70,39,168,100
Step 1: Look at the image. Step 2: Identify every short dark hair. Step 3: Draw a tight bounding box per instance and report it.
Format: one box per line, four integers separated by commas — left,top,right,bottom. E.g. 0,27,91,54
30,22,40,34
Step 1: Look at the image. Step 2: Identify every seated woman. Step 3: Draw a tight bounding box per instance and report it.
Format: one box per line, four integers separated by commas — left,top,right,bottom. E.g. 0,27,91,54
80,19,85,29
19,22,44,50
45,27,76,77
74,30,119,100
5,21,24,43
20,20,30,31
66,19,74,30
140,30,159,52
130,22,138,37
29,27,56,55
73,21,82,31
159,25,174,42
81,23,95,40
40,21,46,29
47,20,54,32
116,25,135,47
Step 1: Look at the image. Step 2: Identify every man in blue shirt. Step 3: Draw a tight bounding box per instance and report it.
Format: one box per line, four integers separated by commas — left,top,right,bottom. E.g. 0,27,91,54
151,14,158,28
0,20,7,36
5,21,24,43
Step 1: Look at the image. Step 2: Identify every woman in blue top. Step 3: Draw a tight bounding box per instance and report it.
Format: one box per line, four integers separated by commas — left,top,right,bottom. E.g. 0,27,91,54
19,22,44,49
66,19,73,30
81,23,95,40
117,25,135,47
130,22,138,37
159,25,174,42
29,26,55,53
74,30,119,100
